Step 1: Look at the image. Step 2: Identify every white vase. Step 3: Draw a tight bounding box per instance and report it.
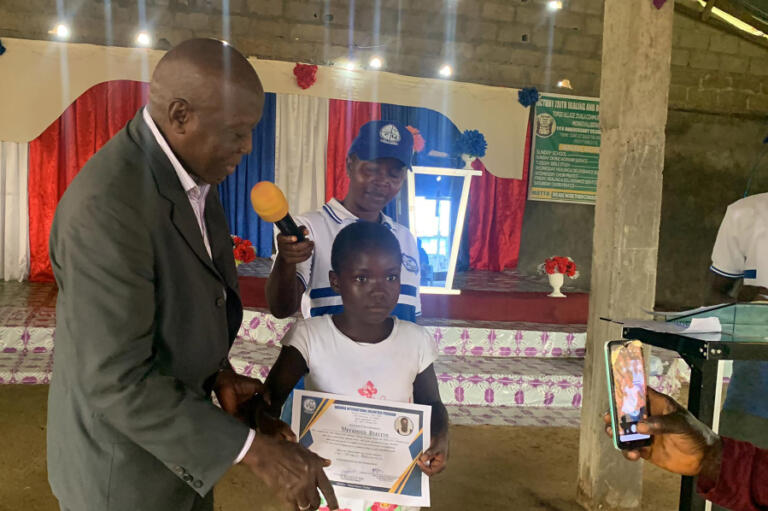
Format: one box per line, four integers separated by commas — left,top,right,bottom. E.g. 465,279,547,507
462,153,474,170
548,272,566,298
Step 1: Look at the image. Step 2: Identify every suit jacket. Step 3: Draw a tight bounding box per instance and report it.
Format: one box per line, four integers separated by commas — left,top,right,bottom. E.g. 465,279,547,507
47,109,248,511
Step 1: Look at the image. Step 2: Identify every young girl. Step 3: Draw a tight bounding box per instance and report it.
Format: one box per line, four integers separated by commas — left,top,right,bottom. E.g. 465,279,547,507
256,221,449,511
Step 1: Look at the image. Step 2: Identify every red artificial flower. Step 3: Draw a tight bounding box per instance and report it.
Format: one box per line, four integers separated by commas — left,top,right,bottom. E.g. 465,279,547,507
234,243,255,263
293,63,318,90
543,256,577,276
231,235,243,245
405,125,426,153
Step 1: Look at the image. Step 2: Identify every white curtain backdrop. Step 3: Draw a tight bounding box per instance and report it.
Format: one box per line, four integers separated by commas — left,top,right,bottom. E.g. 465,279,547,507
0,141,30,281
274,94,328,216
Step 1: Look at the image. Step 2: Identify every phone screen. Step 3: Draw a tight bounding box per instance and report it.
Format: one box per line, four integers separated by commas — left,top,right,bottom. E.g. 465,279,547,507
608,340,650,444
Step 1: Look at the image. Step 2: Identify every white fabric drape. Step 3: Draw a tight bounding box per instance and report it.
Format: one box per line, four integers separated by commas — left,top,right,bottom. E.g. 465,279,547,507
0,141,30,281
274,95,328,216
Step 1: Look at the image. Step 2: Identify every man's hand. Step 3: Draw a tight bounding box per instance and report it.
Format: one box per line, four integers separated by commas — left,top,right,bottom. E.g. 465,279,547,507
416,432,449,476
257,410,297,443
242,433,338,511
276,227,314,266
603,388,722,480
214,367,267,422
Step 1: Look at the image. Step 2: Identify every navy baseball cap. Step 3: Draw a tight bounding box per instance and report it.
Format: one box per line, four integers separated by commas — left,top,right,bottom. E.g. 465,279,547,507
347,120,414,169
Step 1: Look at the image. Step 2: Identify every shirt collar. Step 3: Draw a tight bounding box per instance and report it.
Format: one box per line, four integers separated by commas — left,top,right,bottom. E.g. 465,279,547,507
142,107,207,196
326,198,394,229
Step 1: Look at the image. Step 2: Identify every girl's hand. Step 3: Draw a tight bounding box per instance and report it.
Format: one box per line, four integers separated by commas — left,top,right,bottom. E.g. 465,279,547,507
416,433,449,476
258,412,297,443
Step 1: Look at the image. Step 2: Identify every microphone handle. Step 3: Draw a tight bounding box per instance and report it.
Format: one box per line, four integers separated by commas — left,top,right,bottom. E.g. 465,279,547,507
275,214,306,242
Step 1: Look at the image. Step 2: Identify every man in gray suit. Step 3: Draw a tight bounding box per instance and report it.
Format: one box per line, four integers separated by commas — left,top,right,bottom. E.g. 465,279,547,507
47,39,338,511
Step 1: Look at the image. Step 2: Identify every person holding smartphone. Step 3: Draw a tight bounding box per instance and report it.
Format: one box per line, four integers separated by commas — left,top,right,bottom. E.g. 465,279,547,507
603,388,768,511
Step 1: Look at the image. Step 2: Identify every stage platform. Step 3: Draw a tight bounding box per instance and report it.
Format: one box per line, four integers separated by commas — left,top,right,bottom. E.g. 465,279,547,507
237,259,590,324
0,282,690,428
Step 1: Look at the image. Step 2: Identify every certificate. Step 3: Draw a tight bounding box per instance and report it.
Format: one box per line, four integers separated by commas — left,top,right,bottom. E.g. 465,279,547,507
291,390,432,507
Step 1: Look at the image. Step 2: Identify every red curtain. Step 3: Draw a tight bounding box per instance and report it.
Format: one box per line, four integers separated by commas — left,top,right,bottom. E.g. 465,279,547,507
467,117,532,272
325,99,381,202
28,80,149,281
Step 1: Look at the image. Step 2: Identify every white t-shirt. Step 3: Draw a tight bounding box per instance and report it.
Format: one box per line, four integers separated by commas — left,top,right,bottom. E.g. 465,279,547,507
278,198,422,321
282,315,437,403
710,192,768,288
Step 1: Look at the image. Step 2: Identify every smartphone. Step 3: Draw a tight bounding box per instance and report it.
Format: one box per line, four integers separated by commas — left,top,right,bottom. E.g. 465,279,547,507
604,340,652,450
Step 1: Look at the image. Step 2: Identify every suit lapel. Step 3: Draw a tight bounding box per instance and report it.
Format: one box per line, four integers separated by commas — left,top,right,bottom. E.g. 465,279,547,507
205,188,240,295
128,111,224,282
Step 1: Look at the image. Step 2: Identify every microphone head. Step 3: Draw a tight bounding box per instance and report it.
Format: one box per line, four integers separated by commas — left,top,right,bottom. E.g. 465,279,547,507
250,181,289,223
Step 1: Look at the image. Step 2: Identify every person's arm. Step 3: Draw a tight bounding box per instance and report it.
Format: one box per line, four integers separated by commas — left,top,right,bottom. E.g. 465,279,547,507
243,345,308,441
266,229,313,318
708,273,740,304
413,364,449,476
602,388,768,511
697,436,768,511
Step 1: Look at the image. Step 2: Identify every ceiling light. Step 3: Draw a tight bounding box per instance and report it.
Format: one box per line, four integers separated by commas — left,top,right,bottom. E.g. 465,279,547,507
136,31,152,47
547,1,563,11
439,64,453,78
557,79,573,89
52,23,70,39
369,56,383,70
338,59,357,71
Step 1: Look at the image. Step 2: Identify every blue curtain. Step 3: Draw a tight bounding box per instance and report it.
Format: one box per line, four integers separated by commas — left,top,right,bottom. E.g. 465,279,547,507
380,104,470,271
219,93,276,258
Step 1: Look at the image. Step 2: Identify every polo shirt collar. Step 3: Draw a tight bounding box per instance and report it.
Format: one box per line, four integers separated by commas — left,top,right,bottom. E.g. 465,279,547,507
326,198,394,229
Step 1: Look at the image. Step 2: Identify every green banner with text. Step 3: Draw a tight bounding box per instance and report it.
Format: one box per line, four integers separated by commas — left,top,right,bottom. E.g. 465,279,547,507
528,94,600,205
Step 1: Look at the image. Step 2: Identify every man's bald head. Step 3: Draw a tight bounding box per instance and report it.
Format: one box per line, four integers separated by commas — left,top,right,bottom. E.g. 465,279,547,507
148,39,265,185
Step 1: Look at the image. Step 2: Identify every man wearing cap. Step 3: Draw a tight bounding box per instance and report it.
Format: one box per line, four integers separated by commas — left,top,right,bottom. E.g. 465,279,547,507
266,120,421,322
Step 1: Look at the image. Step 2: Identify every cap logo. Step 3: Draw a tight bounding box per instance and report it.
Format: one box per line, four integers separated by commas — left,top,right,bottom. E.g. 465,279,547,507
379,124,401,146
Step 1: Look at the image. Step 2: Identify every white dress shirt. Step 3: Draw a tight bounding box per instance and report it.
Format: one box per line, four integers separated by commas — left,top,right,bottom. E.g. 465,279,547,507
142,107,255,464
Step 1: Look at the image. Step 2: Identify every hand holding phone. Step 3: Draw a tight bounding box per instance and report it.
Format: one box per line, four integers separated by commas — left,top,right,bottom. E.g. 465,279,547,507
605,340,652,450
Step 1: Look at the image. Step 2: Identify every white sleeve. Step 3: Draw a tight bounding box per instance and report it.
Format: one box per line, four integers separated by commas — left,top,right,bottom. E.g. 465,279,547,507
711,206,746,278
280,320,311,366
271,215,313,291
417,327,438,373
233,429,255,464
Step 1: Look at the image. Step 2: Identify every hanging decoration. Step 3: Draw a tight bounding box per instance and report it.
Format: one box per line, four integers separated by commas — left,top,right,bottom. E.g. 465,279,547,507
455,129,488,158
293,63,318,89
406,125,426,152
517,87,539,107
653,0,668,8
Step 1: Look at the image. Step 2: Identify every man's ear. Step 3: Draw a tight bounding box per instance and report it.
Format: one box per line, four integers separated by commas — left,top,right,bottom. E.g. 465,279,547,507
167,98,193,134
329,270,341,294
345,155,353,177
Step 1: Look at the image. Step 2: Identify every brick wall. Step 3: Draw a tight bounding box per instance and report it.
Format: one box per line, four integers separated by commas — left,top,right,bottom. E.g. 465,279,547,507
0,0,604,96
670,12,768,115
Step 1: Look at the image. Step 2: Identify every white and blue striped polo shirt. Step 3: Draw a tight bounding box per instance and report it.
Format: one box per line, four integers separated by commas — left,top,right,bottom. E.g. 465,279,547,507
282,198,422,321
710,192,768,289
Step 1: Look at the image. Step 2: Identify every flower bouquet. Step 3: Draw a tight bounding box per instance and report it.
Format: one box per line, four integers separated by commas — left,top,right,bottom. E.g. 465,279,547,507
232,235,256,266
538,256,578,298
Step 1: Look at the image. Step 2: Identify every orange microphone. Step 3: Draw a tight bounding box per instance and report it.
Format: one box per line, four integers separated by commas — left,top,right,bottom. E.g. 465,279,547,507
250,182,305,242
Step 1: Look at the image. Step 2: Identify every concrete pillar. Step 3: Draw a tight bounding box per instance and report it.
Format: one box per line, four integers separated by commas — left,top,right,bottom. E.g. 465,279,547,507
577,0,675,509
